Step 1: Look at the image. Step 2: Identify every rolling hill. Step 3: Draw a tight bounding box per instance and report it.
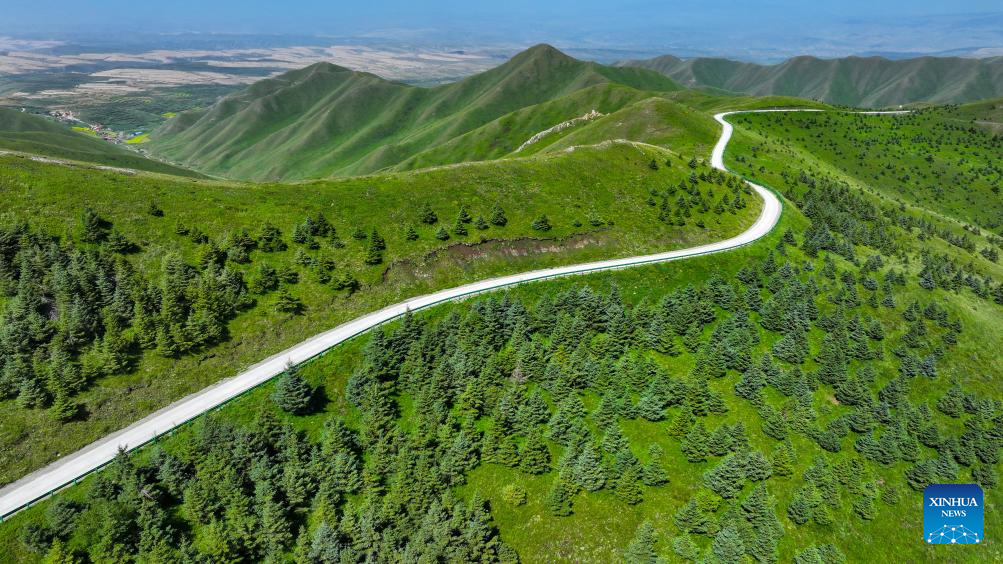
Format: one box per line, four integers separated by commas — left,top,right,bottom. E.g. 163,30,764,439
618,54,1003,108
149,44,682,181
0,109,202,177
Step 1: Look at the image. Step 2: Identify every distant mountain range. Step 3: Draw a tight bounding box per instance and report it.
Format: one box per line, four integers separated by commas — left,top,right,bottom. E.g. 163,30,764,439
149,44,681,181
617,54,1003,108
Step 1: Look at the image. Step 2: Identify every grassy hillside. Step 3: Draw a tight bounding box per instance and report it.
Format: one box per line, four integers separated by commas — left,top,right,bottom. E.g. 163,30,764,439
396,90,725,171
945,96,1003,136
620,54,1003,108
149,45,681,181
0,109,203,177
3,158,1000,561
0,139,761,485
728,106,1003,231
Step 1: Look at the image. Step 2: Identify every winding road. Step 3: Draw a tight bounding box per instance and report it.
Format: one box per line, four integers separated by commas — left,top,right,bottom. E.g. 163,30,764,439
0,110,784,520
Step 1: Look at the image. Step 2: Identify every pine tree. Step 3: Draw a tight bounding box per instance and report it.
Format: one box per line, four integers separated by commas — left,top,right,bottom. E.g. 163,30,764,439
744,450,773,481
703,454,746,499
636,385,666,421
573,444,606,491
711,524,746,564
42,539,79,564
50,392,79,422
490,203,508,226
787,487,815,524
672,535,700,562
495,434,521,467
274,288,304,314
771,441,795,477
80,207,106,242
668,404,695,437
642,444,669,486
707,425,734,457
546,476,573,516
772,331,808,364
370,228,386,250
474,216,489,230
435,226,450,240
364,240,383,265
419,203,438,224
681,422,710,462
734,365,765,401
623,521,657,563
531,214,552,231
271,365,313,414
405,225,419,241
936,384,965,417
453,214,469,236
615,464,644,505
519,428,551,474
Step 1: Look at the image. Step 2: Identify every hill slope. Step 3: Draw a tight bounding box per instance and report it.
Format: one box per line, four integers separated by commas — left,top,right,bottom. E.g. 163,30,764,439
0,139,761,487
149,44,681,181
619,54,1003,108
0,109,203,177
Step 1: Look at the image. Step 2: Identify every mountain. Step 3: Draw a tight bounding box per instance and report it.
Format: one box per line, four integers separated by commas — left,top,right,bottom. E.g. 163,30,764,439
149,44,681,181
0,109,202,177
618,54,1003,108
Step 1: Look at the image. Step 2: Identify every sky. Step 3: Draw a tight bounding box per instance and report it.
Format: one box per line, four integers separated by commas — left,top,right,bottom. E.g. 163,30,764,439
4,1,1003,60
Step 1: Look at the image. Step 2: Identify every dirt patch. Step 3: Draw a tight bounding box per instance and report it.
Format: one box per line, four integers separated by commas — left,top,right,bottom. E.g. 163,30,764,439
382,229,610,284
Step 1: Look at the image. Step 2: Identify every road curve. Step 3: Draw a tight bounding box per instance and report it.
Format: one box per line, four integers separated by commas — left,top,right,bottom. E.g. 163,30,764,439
0,110,787,520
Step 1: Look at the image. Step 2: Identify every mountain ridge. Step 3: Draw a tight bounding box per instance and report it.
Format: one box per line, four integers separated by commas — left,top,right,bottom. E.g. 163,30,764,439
149,44,682,181
618,53,1003,107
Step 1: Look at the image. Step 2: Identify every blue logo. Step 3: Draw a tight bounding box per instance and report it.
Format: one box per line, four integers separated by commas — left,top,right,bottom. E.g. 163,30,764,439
923,484,983,545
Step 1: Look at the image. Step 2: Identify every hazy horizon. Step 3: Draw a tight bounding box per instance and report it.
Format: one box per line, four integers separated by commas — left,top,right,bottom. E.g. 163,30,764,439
4,1,1003,62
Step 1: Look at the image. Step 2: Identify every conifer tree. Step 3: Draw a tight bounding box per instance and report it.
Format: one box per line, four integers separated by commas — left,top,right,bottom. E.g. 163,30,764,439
80,207,106,243
531,214,552,231
519,428,551,474
419,203,438,224
787,487,815,524
364,239,383,265
546,476,573,516
623,521,657,564
274,288,304,314
490,203,508,226
405,225,419,241
681,422,710,462
453,214,469,236
641,444,669,486
711,524,746,564
272,364,313,414
771,441,795,477
573,444,606,492
703,454,746,499
672,535,700,562
668,404,695,437
707,425,734,457
615,464,644,505
744,450,773,481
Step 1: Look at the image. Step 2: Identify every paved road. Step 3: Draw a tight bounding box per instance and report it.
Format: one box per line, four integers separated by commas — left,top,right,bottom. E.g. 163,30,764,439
0,109,784,520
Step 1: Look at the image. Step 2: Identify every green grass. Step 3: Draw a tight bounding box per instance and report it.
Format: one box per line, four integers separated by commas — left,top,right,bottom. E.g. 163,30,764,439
0,139,761,485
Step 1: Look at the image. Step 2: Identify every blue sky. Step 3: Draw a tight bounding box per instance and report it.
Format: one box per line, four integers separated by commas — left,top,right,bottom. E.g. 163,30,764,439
4,1,1002,59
